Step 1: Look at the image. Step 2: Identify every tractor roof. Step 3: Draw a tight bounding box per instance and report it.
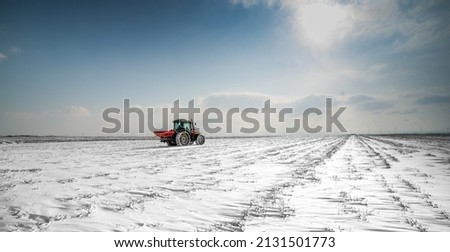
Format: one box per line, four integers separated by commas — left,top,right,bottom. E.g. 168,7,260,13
173,119,190,123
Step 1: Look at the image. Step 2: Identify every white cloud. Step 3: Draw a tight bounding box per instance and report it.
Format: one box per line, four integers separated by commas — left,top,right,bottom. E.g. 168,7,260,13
284,1,354,49
10,47,22,53
340,64,387,81
62,106,92,117
230,0,450,52
198,91,337,110
228,0,278,8
346,94,376,105
199,91,272,108
198,91,324,109
0,52,7,60
2,106,95,135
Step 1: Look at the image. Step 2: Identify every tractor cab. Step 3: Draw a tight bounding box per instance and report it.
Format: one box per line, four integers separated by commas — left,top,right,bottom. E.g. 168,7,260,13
173,119,193,133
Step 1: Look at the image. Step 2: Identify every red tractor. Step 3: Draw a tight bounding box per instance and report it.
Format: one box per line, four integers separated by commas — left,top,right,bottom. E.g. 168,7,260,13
153,119,205,146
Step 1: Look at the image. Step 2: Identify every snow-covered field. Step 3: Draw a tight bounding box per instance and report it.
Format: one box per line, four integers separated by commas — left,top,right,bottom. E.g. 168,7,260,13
1,135,449,231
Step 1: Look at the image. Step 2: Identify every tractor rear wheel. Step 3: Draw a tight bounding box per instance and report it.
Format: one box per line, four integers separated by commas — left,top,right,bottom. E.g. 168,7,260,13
195,134,205,145
176,131,190,146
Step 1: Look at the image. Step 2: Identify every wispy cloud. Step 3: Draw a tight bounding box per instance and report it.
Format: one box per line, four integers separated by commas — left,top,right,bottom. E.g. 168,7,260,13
417,95,450,105
229,0,278,8
200,92,399,113
200,92,269,109
230,0,450,52
346,95,376,105
3,106,96,136
10,47,22,53
198,91,335,110
61,106,92,117
0,52,7,61
322,64,387,82
345,94,393,111
389,108,419,115
357,100,393,111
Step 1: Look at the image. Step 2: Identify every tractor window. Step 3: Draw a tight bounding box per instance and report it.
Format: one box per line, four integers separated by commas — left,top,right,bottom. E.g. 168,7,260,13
184,123,192,131
174,121,192,131
174,121,181,130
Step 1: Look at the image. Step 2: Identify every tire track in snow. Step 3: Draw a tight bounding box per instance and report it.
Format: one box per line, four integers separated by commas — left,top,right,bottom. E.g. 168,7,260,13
211,136,349,231
237,135,450,232
355,135,450,231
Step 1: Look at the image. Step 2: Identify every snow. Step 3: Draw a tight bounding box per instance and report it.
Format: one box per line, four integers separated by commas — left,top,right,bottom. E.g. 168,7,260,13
0,135,449,231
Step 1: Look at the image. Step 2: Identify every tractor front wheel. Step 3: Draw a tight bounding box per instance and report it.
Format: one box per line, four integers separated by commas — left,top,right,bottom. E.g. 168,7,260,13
176,132,190,146
195,134,205,145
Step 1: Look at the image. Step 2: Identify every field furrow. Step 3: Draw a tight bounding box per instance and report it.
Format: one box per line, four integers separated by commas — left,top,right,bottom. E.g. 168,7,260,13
0,135,449,231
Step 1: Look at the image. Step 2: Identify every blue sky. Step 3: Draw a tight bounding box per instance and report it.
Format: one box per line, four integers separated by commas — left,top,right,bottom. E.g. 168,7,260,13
1,0,450,135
